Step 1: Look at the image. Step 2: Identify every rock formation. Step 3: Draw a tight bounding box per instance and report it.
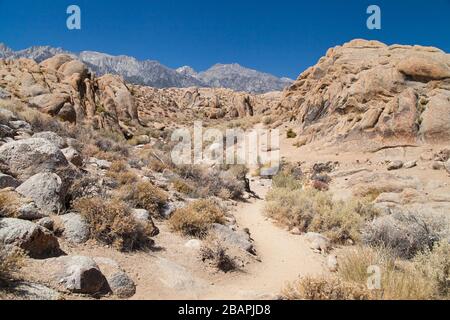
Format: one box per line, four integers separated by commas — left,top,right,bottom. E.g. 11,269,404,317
277,39,450,148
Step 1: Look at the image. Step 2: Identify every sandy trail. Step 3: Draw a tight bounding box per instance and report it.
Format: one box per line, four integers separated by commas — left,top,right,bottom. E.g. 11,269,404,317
200,180,325,299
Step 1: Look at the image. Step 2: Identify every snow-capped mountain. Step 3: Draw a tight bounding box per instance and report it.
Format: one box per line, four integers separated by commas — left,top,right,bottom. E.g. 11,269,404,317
0,43,292,93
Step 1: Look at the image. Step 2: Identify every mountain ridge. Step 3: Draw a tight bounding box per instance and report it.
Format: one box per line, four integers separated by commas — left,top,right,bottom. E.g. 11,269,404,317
0,43,292,93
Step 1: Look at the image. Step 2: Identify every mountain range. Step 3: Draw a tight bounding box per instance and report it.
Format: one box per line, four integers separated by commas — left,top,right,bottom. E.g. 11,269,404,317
0,43,293,93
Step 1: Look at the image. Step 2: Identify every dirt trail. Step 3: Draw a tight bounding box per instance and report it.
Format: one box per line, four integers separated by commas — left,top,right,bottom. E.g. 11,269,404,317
200,180,326,299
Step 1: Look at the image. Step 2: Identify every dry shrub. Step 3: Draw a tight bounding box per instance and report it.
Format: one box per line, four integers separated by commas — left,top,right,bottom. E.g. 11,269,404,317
272,172,302,190
106,161,139,186
169,199,226,237
200,236,237,273
108,160,129,173
283,276,373,300
413,240,450,298
265,187,378,243
175,165,247,200
172,179,194,195
0,245,24,282
338,245,442,300
362,212,443,259
286,128,297,139
148,159,168,173
67,174,106,205
118,181,168,216
0,190,20,218
73,197,155,251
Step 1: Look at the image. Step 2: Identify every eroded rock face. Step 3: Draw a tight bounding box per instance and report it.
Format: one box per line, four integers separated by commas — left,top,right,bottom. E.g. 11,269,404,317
277,39,450,148
0,56,140,136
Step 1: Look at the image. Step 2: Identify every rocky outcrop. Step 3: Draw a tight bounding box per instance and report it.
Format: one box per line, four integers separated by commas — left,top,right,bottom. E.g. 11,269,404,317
0,55,140,136
133,85,280,126
277,39,450,148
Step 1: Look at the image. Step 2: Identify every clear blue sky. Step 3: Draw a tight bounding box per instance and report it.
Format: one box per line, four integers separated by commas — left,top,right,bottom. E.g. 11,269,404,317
0,0,449,78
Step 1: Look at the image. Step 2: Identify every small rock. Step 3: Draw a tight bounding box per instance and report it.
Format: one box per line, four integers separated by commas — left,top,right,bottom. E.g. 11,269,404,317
185,239,202,250
210,223,255,254
131,209,150,224
431,161,445,170
387,160,404,171
404,160,417,169
290,227,302,235
327,254,338,272
0,173,20,189
36,217,54,231
58,213,90,244
61,147,83,167
16,172,65,215
94,257,136,298
304,232,331,253
43,256,107,295
33,131,66,149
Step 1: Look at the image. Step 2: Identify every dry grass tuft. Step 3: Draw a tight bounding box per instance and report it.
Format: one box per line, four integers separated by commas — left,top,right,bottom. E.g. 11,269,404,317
0,190,21,218
118,181,168,217
0,245,24,282
169,199,226,237
172,179,194,195
73,197,156,251
283,276,373,300
265,187,378,243
200,236,238,273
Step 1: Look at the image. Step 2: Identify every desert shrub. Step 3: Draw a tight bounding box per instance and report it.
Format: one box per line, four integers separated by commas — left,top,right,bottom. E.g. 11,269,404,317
175,165,247,200
413,240,450,298
309,198,379,243
283,276,373,300
169,199,226,237
108,160,129,173
0,245,24,282
362,212,442,259
286,128,297,139
337,246,437,300
66,175,106,206
262,116,273,126
265,188,377,243
118,181,168,216
148,159,168,173
73,197,155,251
272,172,302,190
172,179,194,195
200,236,237,273
0,190,20,218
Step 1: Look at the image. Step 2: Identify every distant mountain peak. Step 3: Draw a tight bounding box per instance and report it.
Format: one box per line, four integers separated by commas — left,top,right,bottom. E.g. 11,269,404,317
0,43,293,93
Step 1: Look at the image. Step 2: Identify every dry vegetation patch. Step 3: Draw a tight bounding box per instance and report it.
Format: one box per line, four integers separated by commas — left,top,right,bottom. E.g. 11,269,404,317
73,197,156,251
169,199,226,237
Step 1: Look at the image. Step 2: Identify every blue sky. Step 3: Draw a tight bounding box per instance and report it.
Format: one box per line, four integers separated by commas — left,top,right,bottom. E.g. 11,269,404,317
0,0,449,78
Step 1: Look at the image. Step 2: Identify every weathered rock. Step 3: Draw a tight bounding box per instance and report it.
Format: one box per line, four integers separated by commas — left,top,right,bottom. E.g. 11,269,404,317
327,254,338,272
387,160,404,171
184,239,202,250
36,217,54,231
93,257,136,298
304,232,331,253
0,218,61,258
445,160,450,174
431,161,445,170
28,93,70,116
0,138,69,180
210,223,254,254
61,147,83,167
131,209,150,224
41,256,107,295
58,213,90,244
3,281,62,300
57,103,77,123
277,39,450,146
16,172,65,215
397,55,450,81
403,160,417,169
0,173,20,189
33,131,66,149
